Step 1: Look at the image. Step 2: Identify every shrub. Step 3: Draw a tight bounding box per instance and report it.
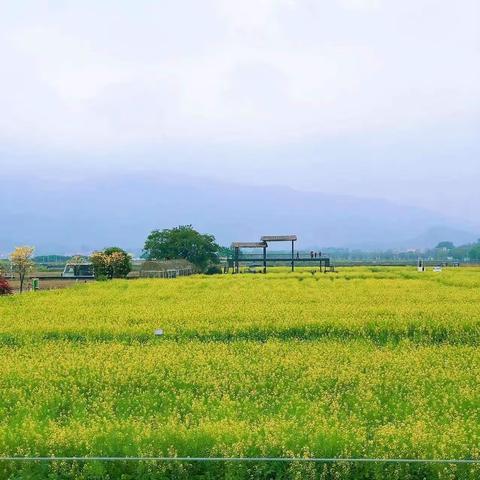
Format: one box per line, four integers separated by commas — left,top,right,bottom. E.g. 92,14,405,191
0,276,13,295
205,265,223,275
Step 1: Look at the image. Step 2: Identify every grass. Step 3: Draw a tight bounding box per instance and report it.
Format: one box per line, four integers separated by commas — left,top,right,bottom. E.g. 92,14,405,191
1,267,480,479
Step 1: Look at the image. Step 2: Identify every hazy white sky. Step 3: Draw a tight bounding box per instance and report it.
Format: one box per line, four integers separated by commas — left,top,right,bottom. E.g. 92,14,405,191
1,0,479,221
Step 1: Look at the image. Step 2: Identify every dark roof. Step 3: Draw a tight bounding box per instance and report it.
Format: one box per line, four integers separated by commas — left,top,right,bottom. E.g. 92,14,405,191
261,235,297,242
231,242,267,248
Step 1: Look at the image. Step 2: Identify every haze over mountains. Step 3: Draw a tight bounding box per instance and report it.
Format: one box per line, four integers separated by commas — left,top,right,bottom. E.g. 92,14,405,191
1,173,478,256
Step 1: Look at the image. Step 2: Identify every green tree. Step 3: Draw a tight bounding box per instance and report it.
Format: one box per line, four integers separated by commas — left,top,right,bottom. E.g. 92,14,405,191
218,246,234,258
143,225,220,272
469,244,480,261
90,247,132,279
436,241,455,250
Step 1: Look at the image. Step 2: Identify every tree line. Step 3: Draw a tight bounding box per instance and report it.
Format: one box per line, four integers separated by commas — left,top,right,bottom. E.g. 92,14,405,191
1,225,222,294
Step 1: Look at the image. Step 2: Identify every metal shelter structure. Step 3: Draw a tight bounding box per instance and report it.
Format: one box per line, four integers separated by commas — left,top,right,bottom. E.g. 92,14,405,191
231,242,267,274
261,235,297,272
230,235,332,273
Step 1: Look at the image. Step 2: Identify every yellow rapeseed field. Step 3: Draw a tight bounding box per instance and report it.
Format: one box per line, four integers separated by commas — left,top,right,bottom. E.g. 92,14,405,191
1,267,480,479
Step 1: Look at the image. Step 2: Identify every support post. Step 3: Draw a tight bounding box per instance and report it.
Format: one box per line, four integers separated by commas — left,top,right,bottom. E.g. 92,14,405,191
291,240,295,272
235,247,239,274
263,245,267,274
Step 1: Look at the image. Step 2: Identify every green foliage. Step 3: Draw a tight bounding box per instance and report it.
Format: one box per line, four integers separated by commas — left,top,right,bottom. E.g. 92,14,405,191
143,225,220,272
436,241,455,250
94,274,109,282
90,247,132,279
469,244,480,261
204,265,223,275
218,245,234,258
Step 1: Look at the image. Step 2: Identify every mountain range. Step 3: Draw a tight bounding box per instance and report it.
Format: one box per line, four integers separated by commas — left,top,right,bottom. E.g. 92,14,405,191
1,172,478,255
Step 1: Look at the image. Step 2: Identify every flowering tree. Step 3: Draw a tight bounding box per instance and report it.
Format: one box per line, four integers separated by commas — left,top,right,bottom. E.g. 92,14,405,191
10,246,35,293
90,247,132,280
68,255,89,265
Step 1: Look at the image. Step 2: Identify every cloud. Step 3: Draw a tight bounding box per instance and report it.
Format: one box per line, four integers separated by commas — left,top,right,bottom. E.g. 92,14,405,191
0,0,478,224
0,0,478,150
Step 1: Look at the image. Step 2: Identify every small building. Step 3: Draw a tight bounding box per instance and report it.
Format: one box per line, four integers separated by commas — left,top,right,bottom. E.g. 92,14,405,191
62,262,94,278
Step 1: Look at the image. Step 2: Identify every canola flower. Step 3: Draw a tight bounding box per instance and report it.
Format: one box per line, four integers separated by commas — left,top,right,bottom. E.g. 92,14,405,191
0,267,480,479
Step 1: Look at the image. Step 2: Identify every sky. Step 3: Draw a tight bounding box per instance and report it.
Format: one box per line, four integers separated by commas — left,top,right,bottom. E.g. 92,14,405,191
1,0,479,224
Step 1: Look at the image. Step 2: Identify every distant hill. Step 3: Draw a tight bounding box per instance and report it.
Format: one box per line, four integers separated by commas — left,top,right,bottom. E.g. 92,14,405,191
1,172,478,255
401,226,479,250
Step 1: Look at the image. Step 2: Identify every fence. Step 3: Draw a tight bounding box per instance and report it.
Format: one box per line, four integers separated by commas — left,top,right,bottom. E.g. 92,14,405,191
1,456,479,464
138,267,194,279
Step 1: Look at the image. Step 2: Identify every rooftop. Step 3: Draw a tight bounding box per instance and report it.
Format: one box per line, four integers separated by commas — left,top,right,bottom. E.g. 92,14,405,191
260,235,297,242
231,242,267,248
